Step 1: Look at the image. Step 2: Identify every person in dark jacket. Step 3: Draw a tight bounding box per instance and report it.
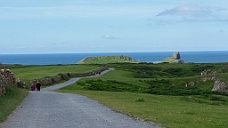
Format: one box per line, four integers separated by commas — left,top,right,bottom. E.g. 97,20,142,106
36,81,41,91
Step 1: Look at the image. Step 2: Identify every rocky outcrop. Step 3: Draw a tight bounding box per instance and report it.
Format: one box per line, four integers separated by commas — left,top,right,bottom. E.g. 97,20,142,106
201,69,218,76
0,69,19,96
162,52,184,64
212,80,228,94
185,76,228,95
172,52,181,59
198,77,228,95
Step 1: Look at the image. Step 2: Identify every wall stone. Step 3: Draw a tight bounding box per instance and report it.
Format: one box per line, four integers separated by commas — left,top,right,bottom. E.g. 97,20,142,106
0,74,6,96
0,69,18,96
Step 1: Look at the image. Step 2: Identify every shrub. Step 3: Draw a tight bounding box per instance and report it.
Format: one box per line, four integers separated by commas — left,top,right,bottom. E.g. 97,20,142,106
144,79,210,96
82,79,143,92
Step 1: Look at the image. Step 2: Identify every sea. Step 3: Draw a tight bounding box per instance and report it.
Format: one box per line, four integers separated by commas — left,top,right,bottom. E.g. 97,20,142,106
0,51,228,65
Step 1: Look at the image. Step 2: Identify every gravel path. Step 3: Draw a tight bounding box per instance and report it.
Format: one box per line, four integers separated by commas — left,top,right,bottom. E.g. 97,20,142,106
0,68,162,128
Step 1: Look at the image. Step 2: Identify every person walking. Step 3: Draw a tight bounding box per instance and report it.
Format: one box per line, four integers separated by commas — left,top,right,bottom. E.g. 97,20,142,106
30,83,35,91
36,81,41,91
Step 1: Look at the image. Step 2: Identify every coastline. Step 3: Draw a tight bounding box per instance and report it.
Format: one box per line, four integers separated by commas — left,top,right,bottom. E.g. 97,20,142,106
0,51,228,65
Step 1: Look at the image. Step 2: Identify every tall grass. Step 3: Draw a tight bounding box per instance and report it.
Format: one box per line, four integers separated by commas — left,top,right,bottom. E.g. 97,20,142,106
0,86,28,122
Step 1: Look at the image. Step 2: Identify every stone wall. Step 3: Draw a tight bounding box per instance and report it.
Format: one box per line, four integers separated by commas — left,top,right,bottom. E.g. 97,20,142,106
0,74,6,96
0,69,18,96
28,66,109,87
1,66,108,95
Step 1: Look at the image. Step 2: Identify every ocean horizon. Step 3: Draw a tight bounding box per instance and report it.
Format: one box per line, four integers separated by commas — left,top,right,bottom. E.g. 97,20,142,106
0,51,228,65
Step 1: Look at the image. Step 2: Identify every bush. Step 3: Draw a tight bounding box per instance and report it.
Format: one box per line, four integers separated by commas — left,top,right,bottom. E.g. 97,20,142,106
81,79,143,92
144,79,210,96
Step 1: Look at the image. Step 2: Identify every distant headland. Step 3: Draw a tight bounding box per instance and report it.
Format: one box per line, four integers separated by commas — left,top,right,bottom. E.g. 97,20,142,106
76,55,139,64
76,52,184,64
162,52,184,64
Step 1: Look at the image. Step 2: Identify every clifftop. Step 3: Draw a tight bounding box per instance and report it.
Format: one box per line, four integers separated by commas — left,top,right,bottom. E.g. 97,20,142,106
76,55,139,64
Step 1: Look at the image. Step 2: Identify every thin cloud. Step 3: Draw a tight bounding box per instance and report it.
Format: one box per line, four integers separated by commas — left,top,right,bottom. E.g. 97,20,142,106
156,4,212,17
102,35,119,40
155,4,227,24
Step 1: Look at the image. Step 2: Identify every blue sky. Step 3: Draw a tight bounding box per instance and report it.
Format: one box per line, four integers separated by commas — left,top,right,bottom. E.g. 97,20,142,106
0,0,228,54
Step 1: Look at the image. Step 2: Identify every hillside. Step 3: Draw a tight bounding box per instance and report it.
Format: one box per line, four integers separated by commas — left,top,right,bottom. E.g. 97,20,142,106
60,62,228,128
76,55,139,64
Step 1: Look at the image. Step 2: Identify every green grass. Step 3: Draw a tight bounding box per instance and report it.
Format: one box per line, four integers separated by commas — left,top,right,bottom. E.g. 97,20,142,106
3,63,227,127
75,69,150,88
0,86,28,122
67,69,216,96
58,63,228,128
58,90,228,128
110,63,228,78
11,65,100,82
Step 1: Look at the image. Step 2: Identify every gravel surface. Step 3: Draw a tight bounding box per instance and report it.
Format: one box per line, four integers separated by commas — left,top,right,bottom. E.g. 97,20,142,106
0,68,162,128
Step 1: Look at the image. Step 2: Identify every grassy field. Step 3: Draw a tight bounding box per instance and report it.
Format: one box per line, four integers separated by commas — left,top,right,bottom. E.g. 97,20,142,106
59,63,228,128
11,64,100,82
0,86,28,122
59,90,228,128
